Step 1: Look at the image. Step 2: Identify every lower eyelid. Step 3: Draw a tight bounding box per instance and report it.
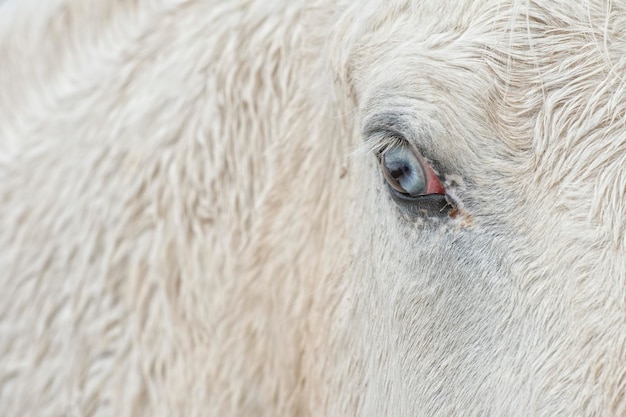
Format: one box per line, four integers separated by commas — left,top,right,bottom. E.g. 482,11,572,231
389,191,452,218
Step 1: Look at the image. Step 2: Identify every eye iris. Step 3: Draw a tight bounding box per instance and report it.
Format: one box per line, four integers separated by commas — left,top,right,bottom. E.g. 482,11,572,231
382,146,426,196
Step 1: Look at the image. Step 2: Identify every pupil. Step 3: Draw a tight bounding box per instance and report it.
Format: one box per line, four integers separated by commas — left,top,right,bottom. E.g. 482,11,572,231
390,164,411,182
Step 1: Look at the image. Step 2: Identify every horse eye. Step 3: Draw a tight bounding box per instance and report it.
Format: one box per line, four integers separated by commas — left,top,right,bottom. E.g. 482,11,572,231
380,142,445,198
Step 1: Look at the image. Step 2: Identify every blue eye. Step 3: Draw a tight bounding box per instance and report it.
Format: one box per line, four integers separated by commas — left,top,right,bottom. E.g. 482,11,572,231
379,142,445,197
382,145,426,195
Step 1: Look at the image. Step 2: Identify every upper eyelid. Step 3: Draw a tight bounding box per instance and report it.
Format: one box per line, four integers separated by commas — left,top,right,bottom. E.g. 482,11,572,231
360,112,438,165
361,112,412,139
358,112,417,157
360,111,451,178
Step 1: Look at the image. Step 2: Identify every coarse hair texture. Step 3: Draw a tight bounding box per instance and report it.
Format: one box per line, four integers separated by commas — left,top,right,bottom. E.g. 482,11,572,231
1,0,625,416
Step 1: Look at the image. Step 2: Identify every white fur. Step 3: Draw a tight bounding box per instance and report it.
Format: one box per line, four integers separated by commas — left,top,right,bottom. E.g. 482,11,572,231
1,0,625,416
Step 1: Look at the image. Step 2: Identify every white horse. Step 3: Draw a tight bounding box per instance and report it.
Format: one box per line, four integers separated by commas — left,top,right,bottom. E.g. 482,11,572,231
1,0,625,416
